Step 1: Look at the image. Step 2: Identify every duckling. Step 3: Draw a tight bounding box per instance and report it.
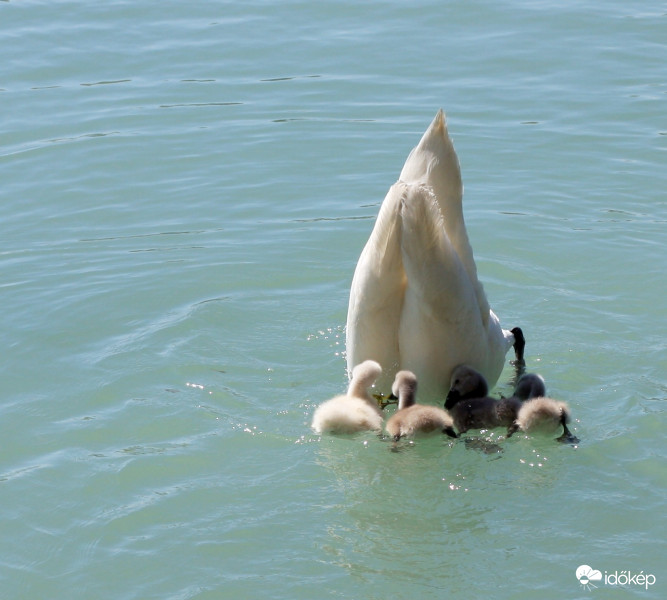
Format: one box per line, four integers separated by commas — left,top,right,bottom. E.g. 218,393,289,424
385,370,458,440
513,372,547,401
311,360,384,434
507,396,579,443
444,364,522,434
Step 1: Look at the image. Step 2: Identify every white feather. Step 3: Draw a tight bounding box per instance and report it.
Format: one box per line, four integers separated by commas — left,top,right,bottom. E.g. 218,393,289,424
311,360,384,434
346,110,516,399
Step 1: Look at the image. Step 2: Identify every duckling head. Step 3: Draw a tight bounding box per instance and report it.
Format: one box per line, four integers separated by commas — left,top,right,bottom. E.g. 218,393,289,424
392,370,418,410
513,373,546,401
444,364,489,410
348,360,382,398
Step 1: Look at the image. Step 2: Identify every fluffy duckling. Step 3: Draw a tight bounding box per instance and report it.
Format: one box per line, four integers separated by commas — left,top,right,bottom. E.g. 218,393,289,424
444,365,522,434
385,370,458,441
311,360,384,434
507,395,579,444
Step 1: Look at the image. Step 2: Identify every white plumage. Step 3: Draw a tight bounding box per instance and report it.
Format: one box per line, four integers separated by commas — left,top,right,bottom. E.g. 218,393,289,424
311,360,384,434
385,370,457,440
346,110,522,400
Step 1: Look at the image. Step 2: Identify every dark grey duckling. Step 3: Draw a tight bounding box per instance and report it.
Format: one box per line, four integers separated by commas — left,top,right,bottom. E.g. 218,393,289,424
444,365,522,434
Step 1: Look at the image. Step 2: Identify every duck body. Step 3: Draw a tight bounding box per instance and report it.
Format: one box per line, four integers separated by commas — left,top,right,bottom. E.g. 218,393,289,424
384,370,457,440
311,360,384,435
346,110,522,400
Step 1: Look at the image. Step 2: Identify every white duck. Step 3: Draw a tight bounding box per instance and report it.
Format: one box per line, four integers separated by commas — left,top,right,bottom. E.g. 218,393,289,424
311,360,384,434
346,110,523,400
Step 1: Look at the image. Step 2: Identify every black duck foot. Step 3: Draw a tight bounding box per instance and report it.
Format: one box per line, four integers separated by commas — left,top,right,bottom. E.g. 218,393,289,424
510,326,526,363
556,424,580,445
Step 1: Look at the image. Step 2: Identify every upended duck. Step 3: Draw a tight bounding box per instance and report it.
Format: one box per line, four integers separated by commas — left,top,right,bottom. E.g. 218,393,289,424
311,360,384,434
346,110,524,401
385,370,458,441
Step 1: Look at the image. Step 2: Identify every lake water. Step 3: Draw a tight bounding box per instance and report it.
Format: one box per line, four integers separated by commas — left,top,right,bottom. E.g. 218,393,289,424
1,1,665,598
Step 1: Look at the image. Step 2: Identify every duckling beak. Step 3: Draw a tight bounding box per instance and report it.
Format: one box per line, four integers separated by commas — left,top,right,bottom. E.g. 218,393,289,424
373,392,398,410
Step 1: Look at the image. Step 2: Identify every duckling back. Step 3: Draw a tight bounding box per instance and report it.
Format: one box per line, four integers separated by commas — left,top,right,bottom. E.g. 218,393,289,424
312,394,383,434
385,370,457,440
445,364,522,434
386,404,457,440
448,396,520,434
311,360,384,435
513,397,570,434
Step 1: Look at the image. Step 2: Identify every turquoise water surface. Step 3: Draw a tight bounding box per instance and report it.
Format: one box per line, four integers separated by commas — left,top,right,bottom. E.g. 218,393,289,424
1,1,665,598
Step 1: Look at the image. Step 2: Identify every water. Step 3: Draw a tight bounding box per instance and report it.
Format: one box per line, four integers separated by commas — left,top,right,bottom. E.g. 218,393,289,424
1,1,665,598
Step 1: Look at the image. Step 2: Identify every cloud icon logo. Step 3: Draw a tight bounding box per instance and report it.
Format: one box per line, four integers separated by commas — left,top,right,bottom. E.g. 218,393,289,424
576,565,603,590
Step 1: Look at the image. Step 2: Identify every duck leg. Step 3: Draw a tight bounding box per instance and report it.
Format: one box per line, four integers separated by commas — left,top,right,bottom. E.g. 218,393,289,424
556,419,580,445
511,327,526,362
508,327,526,384
442,426,459,439
506,421,520,438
